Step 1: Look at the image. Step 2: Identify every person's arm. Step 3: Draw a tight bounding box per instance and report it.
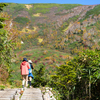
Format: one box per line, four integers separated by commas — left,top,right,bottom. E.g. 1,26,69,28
27,62,30,69
31,64,34,69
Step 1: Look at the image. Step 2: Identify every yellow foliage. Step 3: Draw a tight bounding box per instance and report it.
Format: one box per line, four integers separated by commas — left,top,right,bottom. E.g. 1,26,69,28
77,22,80,24
33,13,41,17
21,28,29,33
78,30,81,33
37,38,43,43
51,34,54,37
28,34,32,38
67,80,71,84
33,27,37,31
66,61,68,64
88,33,91,36
25,5,32,10
20,27,37,33
17,42,21,49
66,35,68,38
83,29,86,33
45,56,52,60
63,23,72,32
43,50,48,55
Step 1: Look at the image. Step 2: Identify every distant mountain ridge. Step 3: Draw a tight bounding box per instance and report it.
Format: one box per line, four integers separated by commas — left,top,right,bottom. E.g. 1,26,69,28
3,3,100,54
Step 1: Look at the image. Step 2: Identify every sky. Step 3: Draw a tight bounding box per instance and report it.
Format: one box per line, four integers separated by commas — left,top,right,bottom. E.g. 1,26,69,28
1,0,100,5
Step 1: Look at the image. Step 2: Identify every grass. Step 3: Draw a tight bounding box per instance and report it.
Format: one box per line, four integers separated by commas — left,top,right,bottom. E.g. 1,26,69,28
32,4,81,14
10,47,70,82
3,3,82,15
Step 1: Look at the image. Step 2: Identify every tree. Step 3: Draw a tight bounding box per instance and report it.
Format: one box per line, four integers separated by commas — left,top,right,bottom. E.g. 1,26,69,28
73,50,100,100
0,3,19,83
0,3,7,28
51,63,77,100
33,64,46,87
51,49,100,100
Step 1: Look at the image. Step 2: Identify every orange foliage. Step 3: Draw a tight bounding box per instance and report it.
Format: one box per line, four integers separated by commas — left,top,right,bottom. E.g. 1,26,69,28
77,22,80,24
0,67,9,83
47,60,53,64
45,56,52,60
43,50,48,55
88,33,91,36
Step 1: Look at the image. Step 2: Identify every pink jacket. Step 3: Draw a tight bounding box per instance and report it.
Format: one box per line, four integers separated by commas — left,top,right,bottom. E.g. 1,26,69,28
20,61,30,75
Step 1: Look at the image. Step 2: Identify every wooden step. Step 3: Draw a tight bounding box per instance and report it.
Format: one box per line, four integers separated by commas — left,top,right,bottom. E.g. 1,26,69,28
0,89,18,100
21,88,43,100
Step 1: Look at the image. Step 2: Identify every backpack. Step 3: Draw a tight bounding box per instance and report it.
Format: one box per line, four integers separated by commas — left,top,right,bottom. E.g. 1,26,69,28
28,64,32,74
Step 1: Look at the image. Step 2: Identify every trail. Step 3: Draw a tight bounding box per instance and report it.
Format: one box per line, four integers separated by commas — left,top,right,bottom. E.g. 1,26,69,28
0,87,56,100
0,88,43,100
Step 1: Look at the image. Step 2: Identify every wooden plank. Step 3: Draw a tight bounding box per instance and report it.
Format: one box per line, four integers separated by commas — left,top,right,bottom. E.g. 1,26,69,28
21,88,43,100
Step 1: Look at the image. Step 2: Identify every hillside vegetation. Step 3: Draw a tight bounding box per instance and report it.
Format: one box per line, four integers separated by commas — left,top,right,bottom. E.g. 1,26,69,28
2,2,100,82
10,47,71,85
3,3,100,54
1,3,100,99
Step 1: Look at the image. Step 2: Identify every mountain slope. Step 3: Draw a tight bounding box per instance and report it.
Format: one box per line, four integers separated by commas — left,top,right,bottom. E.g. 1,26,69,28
3,3,100,54
2,3,100,86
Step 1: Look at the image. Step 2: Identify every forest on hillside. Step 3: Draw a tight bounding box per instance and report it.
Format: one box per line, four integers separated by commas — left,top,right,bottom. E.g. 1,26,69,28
0,3,100,100
3,3,100,54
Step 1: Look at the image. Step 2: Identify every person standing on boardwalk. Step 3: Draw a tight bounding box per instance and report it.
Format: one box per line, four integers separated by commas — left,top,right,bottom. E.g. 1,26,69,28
20,58,30,90
28,60,34,88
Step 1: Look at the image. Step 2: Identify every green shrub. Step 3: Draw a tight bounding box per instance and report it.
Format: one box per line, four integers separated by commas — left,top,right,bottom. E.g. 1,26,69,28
51,49,100,100
12,4,25,11
0,85,5,90
13,17,30,25
33,64,46,87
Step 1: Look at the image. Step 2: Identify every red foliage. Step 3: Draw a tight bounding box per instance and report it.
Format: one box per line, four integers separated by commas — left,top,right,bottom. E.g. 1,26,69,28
42,62,45,65
41,56,44,58
34,60,37,64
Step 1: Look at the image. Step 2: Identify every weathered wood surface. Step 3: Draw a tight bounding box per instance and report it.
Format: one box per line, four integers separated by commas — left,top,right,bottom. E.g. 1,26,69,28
0,89,18,100
20,88,43,100
0,88,57,100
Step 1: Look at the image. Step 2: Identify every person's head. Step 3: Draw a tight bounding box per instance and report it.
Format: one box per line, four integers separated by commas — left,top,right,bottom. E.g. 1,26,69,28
23,58,28,62
28,60,32,64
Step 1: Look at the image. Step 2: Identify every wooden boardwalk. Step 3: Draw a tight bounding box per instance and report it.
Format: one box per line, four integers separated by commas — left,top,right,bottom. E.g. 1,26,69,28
21,88,43,100
0,88,43,100
0,89,18,100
